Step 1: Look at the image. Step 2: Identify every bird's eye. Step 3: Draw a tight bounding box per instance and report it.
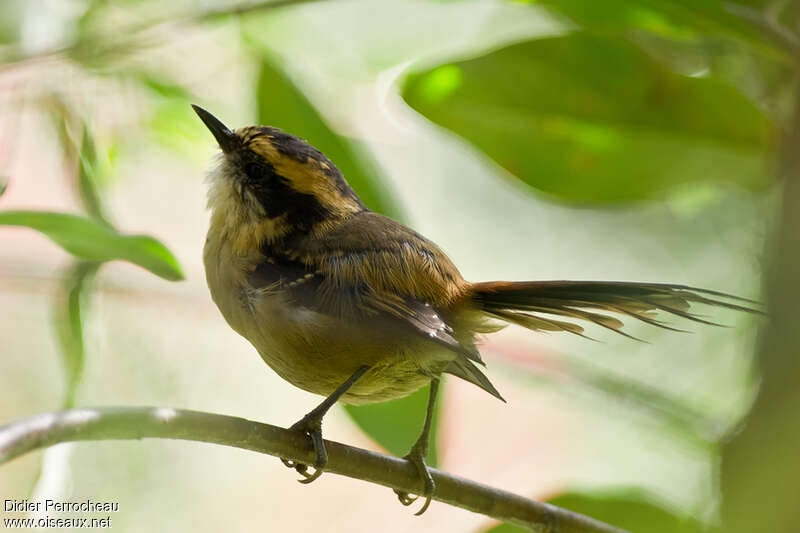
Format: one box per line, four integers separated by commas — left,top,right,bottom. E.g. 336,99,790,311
243,162,264,181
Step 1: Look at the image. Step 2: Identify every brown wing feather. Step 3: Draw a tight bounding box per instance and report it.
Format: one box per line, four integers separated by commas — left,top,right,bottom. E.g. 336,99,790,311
293,211,469,306
250,212,482,363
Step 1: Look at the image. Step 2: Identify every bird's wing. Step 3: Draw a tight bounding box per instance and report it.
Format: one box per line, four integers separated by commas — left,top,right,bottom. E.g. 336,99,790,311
249,212,482,364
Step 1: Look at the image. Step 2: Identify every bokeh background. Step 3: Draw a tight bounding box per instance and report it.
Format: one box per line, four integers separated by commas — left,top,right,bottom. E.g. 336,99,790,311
1,1,794,531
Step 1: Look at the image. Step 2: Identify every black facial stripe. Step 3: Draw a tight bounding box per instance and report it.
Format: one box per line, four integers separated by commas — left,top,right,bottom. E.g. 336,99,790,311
240,149,332,232
245,126,365,208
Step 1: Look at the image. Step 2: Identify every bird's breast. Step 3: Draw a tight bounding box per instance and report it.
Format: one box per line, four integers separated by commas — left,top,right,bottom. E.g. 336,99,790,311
203,237,448,404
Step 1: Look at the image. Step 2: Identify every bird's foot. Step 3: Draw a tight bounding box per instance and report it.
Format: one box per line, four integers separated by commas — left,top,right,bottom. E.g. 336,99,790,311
393,442,435,515
280,414,327,484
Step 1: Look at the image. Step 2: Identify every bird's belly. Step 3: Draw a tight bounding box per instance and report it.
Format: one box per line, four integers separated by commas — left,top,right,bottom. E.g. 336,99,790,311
233,295,450,405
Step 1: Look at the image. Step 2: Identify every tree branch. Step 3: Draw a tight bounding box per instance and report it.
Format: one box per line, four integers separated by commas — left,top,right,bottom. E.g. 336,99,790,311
0,406,625,533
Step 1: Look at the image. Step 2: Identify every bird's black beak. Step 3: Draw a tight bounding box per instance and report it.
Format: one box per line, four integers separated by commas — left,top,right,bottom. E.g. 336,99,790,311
192,105,238,154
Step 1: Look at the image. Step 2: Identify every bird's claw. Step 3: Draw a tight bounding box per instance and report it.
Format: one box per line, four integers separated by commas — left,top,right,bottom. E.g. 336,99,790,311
395,491,418,506
280,416,327,484
280,458,324,484
393,444,435,515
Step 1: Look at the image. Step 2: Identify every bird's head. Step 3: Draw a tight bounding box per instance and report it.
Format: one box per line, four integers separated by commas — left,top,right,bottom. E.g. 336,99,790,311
193,105,365,252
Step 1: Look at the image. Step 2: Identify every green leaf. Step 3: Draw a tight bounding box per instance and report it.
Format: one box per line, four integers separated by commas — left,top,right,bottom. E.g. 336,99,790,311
54,261,99,408
0,211,184,281
0,177,7,197
44,99,113,221
255,57,403,219
403,33,775,204
344,381,441,467
482,489,710,532
480,523,530,533
547,488,708,533
527,0,793,57
78,125,110,224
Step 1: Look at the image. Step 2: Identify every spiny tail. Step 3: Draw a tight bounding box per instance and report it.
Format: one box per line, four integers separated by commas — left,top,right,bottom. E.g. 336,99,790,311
470,280,762,341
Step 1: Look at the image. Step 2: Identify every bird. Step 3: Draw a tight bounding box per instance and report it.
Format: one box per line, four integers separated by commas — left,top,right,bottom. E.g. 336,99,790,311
192,104,760,515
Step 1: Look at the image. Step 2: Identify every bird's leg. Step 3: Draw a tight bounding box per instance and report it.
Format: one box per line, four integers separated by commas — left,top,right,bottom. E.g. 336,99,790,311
281,365,369,484
395,377,439,515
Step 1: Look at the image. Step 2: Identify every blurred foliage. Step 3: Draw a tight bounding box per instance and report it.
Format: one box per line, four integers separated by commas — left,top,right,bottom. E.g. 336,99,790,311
481,523,530,533
50,120,111,410
0,212,184,281
53,262,99,409
719,55,800,532
76,125,110,224
403,32,776,203
563,356,720,444
547,489,707,533
525,0,796,56
482,488,709,532
0,0,795,530
0,1,22,45
45,96,118,215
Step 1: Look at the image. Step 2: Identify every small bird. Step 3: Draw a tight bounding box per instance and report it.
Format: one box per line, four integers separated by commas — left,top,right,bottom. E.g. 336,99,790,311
192,105,759,514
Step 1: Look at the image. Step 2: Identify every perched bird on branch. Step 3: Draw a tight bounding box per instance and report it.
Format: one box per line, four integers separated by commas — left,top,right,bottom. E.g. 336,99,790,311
193,105,759,514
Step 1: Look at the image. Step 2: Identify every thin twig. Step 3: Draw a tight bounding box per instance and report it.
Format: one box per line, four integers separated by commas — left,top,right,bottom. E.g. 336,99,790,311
0,406,625,533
